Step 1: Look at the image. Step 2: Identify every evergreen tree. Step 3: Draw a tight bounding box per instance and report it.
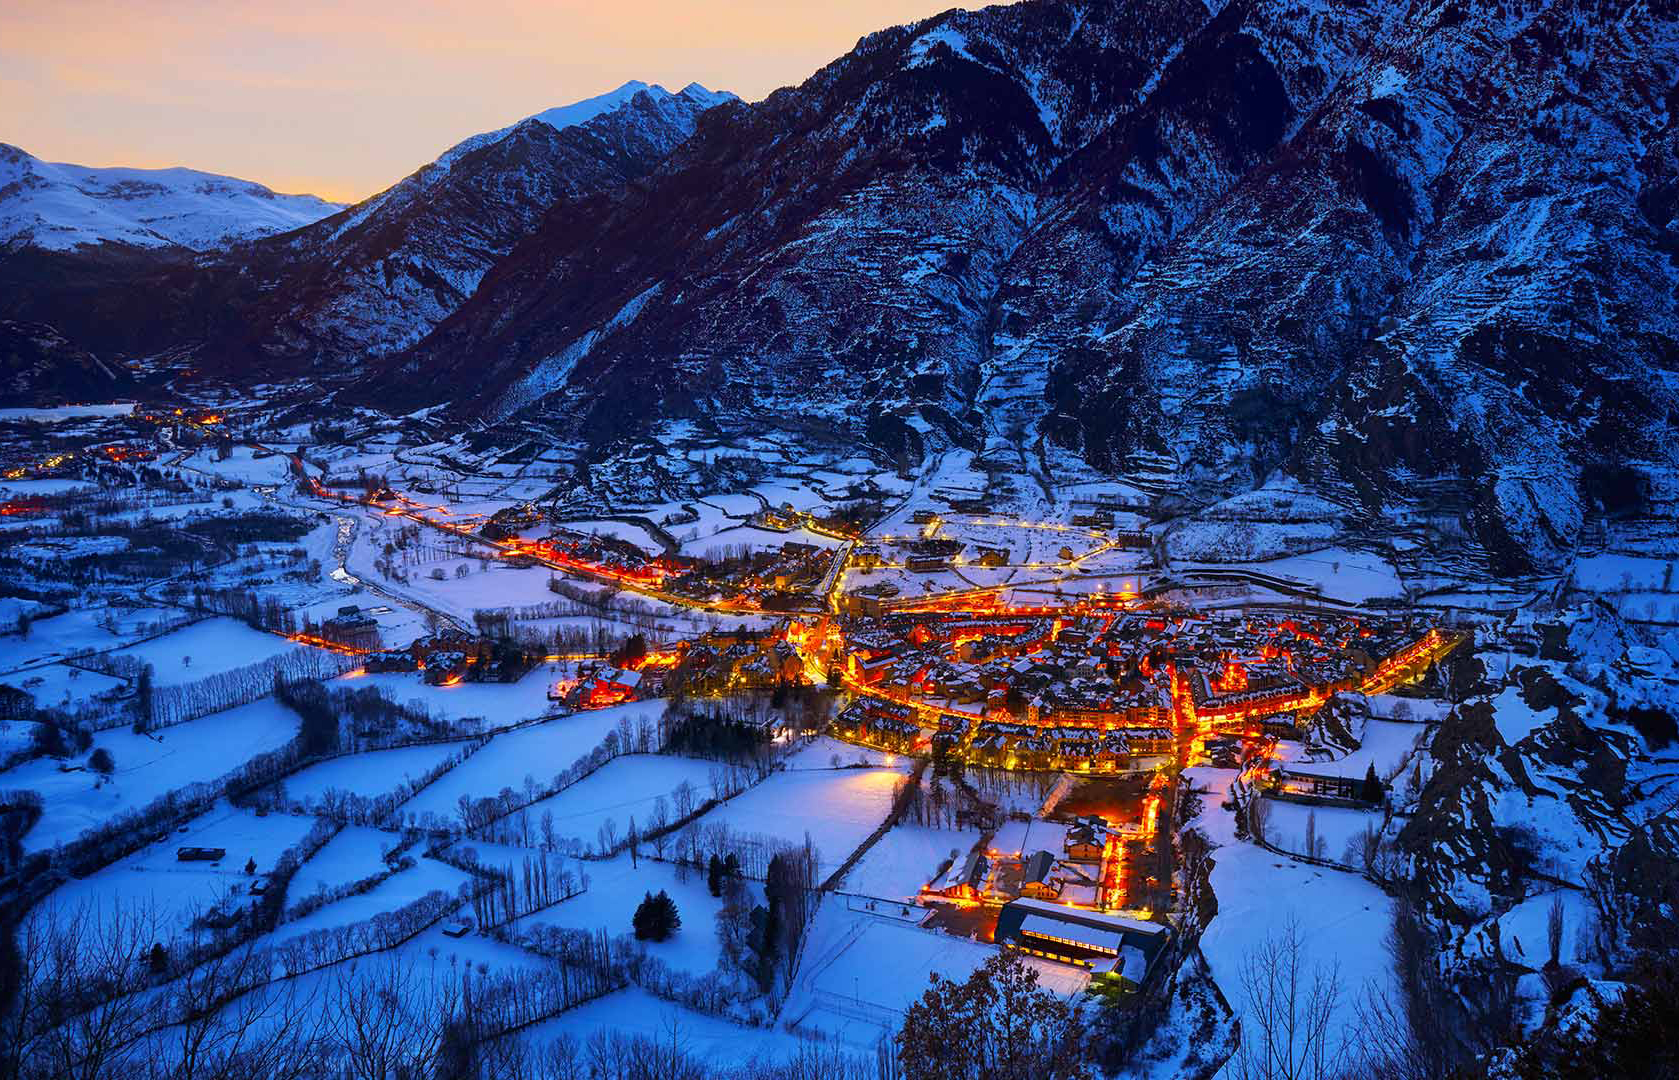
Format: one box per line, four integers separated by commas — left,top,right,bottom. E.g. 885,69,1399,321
148,942,167,975
135,663,154,733
1360,763,1383,804
633,889,681,941
707,854,723,897
651,890,680,940
633,890,657,940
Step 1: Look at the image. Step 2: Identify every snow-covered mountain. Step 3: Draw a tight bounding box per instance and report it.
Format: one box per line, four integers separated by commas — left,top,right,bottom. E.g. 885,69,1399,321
5,0,1676,585
229,81,739,363
0,81,735,369
367,0,1678,583
0,144,341,251
433,81,734,174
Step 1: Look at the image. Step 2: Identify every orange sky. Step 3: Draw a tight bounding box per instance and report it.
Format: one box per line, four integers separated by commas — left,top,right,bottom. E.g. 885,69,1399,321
2,1,997,203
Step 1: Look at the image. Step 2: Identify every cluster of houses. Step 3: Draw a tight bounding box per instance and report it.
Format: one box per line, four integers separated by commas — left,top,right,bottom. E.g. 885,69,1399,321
673,630,807,694
361,630,543,685
511,527,686,587
819,605,1442,775
1179,613,1435,724
562,663,651,708
959,721,1174,772
547,629,810,709
317,604,381,650
663,540,834,610
829,612,1181,765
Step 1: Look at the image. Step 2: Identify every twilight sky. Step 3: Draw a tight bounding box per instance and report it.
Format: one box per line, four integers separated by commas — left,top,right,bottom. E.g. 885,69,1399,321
3,1,991,203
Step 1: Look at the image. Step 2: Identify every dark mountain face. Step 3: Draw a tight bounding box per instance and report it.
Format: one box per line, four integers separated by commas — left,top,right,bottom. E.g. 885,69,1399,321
0,86,729,377
0,320,137,406
242,86,733,365
374,0,1210,436
367,0,1679,577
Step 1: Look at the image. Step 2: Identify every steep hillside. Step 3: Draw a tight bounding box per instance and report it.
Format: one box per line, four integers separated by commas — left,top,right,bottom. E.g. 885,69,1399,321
0,320,137,406
241,81,737,362
1392,606,1679,1042
371,0,1679,580
0,145,341,251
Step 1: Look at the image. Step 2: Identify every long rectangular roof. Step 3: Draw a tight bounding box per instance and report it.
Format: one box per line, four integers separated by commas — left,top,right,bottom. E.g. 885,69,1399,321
1005,896,1168,937
1019,913,1122,954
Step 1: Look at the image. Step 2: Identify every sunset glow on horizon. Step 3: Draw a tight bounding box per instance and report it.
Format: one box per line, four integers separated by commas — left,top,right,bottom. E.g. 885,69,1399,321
2,0,997,203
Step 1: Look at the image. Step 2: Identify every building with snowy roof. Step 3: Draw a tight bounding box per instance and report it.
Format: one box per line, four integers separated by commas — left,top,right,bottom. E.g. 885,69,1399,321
995,897,1169,986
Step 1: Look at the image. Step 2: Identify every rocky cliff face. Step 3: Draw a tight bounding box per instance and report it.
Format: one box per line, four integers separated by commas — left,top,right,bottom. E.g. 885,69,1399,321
369,0,1679,579
1394,608,1679,1029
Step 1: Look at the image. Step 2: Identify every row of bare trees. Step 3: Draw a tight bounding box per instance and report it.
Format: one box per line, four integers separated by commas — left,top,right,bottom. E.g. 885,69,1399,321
141,647,358,729
456,848,587,929
0,900,650,1080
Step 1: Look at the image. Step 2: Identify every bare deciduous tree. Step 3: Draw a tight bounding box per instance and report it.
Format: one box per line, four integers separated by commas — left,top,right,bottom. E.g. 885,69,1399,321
326,951,465,1080
1227,917,1346,1080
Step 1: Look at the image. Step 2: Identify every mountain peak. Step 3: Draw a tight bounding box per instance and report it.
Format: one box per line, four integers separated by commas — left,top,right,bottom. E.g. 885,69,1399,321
527,81,653,132
528,80,735,131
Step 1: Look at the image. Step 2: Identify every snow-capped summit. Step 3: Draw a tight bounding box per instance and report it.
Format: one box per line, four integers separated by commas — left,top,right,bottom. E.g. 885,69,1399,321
437,81,737,172
0,144,342,252
529,80,650,131
530,80,735,132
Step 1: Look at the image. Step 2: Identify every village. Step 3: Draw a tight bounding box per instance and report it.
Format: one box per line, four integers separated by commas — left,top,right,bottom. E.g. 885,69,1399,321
263,474,1461,996
0,399,1493,1072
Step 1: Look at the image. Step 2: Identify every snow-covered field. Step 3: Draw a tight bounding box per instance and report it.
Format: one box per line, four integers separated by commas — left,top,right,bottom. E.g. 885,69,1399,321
841,824,978,900
512,753,721,849
45,801,317,939
398,700,667,821
280,742,464,803
5,662,127,710
785,900,1086,1049
268,855,472,944
287,824,405,902
5,696,301,850
1190,767,1396,1053
519,987,814,1069
1288,716,1432,781
1260,799,1385,865
2,606,185,672
110,618,302,685
342,670,560,726
510,851,723,975
691,765,905,878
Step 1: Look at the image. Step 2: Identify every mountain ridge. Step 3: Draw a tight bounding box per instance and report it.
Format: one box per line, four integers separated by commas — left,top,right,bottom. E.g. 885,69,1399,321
0,144,343,252
0,81,736,371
